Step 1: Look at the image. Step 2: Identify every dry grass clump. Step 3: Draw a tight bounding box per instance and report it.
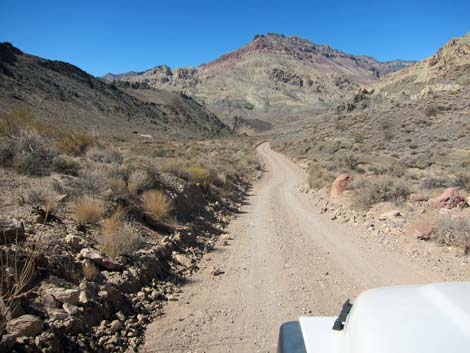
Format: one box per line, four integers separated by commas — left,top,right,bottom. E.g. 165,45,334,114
186,166,213,188
142,190,173,222
72,196,105,225
55,130,96,156
1,246,36,317
434,216,470,250
352,176,411,209
128,169,156,194
98,207,141,258
82,259,100,281
86,146,123,164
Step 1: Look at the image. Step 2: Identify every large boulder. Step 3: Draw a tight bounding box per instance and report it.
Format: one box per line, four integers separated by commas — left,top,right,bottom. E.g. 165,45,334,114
429,187,468,209
7,314,44,337
330,174,350,198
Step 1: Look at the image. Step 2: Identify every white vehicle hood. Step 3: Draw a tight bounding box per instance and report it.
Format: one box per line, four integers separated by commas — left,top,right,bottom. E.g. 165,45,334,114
300,282,470,353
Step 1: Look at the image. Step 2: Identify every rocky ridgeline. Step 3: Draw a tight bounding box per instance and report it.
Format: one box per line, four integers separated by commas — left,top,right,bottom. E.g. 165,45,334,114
0,175,254,353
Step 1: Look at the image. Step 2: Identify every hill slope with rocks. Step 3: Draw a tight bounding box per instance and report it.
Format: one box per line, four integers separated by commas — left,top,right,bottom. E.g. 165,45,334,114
0,42,230,138
106,33,414,124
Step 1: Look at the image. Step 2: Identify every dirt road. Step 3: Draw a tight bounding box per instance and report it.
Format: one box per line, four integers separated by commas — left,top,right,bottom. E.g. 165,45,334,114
142,142,444,353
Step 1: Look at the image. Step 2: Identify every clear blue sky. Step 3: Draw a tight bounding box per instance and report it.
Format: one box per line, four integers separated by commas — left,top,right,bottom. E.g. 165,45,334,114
1,0,469,76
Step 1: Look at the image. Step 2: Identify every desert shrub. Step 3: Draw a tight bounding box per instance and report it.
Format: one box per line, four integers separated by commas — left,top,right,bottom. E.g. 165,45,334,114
387,160,407,177
72,196,105,225
159,159,188,178
82,260,99,281
307,163,335,190
12,129,57,176
186,166,213,188
72,169,107,196
421,176,451,190
128,169,157,194
98,207,142,258
0,138,14,167
52,154,81,176
336,153,361,171
21,188,58,212
453,173,470,192
434,216,470,249
56,131,96,156
352,176,411,209
86,146,123,164
142,190,172,222
424,106,439,117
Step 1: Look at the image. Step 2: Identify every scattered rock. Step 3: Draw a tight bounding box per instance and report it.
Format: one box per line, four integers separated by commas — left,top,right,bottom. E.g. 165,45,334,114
210,267,224,276
405,222,434,240
79,248,122,271
330,174,350,198
409,193,429,202
109,320,122,334
429,187,468,209
65,234,84,251
0,218,26,244
379,210,401,220
7,314,44,337
173,254,192,268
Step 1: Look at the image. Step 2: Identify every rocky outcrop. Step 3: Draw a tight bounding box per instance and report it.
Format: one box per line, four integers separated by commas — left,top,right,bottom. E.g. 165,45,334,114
429,188,468,209
330,174,350,198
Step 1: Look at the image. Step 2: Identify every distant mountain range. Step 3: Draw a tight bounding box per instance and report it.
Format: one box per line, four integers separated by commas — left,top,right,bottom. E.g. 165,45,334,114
0,42,230,138
104,33,415,124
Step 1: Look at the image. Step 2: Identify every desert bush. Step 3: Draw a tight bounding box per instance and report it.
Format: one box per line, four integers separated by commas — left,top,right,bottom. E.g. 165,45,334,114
387,160,407,177
98,207,141,258
307,163,335,190
0,138,14,167
159,159,187,177
73,169,107,196
82,260,99,281
352,176,411,209
72,196,105,225
56,131,96,155
336,153,361,171
0,246,36,319
21,188,58,212
128,169,158,194
453,173,470,192
12,129,57,176
142,190,172,222
186,166,213,188
421,176,451,190
52,154,81,176
86,146,123,164
434,216,470,249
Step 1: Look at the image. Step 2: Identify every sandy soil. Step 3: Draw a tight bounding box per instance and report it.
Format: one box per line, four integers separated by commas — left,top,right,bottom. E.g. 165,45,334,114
142,142,449,353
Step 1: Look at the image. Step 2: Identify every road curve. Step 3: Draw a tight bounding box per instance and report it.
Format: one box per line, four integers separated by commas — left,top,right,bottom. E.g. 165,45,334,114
142,142,443,353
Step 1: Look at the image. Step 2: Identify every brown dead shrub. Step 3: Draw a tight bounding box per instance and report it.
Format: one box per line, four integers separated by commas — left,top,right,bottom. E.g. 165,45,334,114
142,190,172,222
72,196,104,225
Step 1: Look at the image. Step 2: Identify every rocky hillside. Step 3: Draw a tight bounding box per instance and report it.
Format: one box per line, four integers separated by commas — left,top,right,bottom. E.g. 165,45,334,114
0,43,230,139
374,33,470,99
106,33,413,124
